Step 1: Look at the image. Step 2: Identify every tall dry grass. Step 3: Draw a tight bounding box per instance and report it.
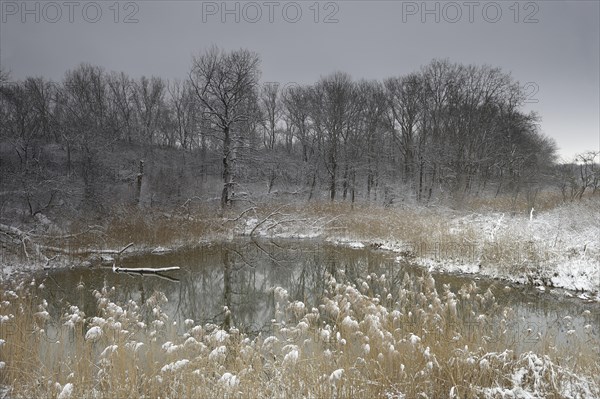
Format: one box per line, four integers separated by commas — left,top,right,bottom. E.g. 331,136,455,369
1,273,598,398
3,195,598,295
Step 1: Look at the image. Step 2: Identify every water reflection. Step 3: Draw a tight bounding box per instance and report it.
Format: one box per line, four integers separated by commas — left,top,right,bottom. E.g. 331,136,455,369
37,239,599,351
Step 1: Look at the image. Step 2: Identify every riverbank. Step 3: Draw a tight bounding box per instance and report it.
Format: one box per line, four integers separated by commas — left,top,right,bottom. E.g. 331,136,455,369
1,198,598,299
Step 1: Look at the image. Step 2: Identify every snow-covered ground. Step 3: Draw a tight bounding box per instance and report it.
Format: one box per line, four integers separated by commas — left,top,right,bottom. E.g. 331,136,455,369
322,200,600,300
2,199,598,300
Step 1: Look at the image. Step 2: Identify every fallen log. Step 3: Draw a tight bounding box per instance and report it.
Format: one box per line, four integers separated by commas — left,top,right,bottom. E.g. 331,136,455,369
112,265,180,273
112,267,180,282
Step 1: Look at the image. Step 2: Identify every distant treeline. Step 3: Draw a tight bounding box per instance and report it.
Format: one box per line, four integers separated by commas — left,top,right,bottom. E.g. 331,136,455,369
0,49,597,217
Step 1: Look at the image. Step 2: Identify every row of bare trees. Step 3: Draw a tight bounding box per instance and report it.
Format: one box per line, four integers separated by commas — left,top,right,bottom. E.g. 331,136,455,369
0,48,576,214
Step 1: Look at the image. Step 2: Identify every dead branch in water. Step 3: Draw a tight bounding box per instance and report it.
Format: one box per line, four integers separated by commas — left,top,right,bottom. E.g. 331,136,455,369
112,265,180,273
112,266,180,282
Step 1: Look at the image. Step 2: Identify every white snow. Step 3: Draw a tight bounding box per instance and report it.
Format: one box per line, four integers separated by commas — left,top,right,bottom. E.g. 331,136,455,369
125,341,144,353
209,346,227,363
329,368,344,384
151,246,172,254
347,241,365,249
210,329,229,344
84,326,102,342
283,348,299,366
184,318,194,327
326,201,600,299
218,372,239,388
100,345,118,358
161,359,189,373
161,341,179,354
57,383,73,399
409,334,421,346
342,315,359,332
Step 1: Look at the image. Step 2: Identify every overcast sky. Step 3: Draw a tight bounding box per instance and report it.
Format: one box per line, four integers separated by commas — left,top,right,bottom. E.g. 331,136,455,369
1,0,598,160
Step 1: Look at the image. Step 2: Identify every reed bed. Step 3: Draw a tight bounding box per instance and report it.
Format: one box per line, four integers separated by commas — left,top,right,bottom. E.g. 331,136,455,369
1,272,598,398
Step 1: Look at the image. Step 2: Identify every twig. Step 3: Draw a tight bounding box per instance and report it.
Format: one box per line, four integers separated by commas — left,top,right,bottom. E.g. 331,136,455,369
265,217,311,232
118,243,134,255
222,206,257,225
249,205,286,236
250,238,285,268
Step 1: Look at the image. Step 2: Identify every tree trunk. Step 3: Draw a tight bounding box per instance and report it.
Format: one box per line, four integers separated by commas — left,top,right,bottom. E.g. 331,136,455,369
329,151,337,202
351,170,356,204
221,126,233,208
418,159,424,202
342,163,348,200
136,160,144,206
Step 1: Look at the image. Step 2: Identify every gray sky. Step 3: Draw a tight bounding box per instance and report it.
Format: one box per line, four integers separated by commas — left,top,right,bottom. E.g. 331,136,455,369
1,0,598,160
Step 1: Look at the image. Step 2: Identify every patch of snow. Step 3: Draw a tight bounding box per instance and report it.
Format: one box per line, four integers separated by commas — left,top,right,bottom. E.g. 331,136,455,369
161,341,179,354
85,326,102,341
409,333,421,346
347,241,365,249
161,359,189,373
100,345,118,358
283,348,299,366
57,383,73,399
125,341,144,353
218,372,239,388
209,346,227,363
211,329,229,344
329,369,344,384
151,246,172,254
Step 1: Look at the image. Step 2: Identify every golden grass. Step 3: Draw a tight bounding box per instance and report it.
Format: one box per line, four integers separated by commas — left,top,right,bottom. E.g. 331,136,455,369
3,195,598,291
461,190,599,214
1,273,598,398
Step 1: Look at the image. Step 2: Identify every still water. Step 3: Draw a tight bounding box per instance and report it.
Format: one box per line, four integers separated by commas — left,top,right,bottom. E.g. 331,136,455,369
37,239,599,351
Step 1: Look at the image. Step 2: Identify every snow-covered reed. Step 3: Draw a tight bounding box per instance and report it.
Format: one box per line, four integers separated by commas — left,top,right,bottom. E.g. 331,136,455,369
1,272,598,398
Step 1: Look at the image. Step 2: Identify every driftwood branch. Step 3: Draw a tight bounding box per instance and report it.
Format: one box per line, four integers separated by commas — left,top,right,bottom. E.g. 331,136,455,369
112,265,180,273
113,267,180,282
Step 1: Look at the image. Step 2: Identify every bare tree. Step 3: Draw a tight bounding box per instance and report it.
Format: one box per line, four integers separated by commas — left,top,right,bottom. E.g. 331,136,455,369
385,73,422,187
107,71,136,143
59,63,110,208
167,79,200,150
258,82,283,192
133,76,166,145
555,152,599,202
355,80,387,201
189,47,261,208
282,85,320,197
311,72,357,201
0,81,40,170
